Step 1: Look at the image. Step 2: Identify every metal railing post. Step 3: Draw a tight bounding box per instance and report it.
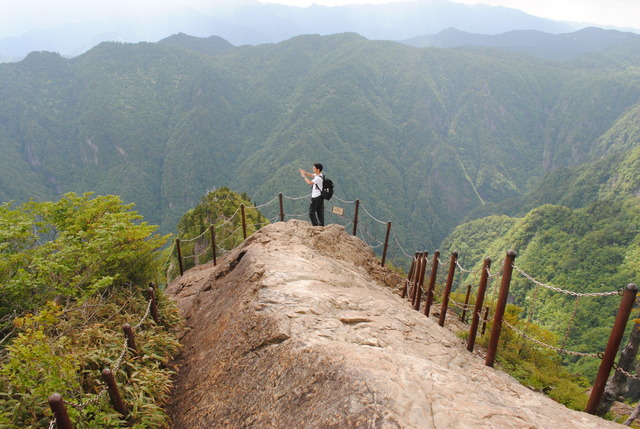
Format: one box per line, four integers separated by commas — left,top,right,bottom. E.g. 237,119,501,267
147,287,160,325
241,204,247,239
175,238,184,276
380,221,392,266
424,251,440,317
438,252,458,326
461,285,472,323
402,252,419,299
467,258,491,352
586,283,638,415
485,250,517,368
410,251,423,302
413,252,428,311
279,193,285,222
122,323,139,356
352,199,360,236
210,225,217,266
48,393,73,429
481,306,490,336
102,368,129,419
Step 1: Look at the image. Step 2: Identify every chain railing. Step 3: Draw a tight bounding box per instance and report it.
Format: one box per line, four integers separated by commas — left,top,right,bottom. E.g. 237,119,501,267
400,248,638,416
163,190,638,418
47,285,163,429
169,192,400,279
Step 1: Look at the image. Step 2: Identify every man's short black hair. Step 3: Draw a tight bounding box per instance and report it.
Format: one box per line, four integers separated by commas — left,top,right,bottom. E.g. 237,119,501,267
314,163,323,172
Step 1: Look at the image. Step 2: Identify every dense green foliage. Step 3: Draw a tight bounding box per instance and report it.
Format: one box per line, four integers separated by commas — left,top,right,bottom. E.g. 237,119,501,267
0,193,168,326
169,187,270,277
0,194,181,428
442,197,640,381
451,300,592,410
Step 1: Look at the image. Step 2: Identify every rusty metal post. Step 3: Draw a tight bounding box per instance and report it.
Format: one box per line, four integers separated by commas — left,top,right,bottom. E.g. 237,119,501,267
175,238,184,276
467,258,492,352
102,368,129,418
413,252,428,311
380,221,392,267
423,250,440,317
241,204,247,239
410,251,421,304
438,252,459,326
279,193,284,222
461,285,472,323
210,225,217,266
410,252,418,306
481,306,490,336
147,287,160,325
122,323,139,355
402,256,415,298
48,393,73,429
402,252,418,299
409,252,422,308
485,250,517,368
586,283,638,415
352,199,360,236
409,251,422,302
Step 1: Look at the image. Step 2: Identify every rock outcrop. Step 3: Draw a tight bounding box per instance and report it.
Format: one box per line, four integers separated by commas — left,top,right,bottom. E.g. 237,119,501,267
166,220,621,428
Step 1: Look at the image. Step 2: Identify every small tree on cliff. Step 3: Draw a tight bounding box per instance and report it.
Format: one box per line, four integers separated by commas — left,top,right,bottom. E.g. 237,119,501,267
171,187,269,274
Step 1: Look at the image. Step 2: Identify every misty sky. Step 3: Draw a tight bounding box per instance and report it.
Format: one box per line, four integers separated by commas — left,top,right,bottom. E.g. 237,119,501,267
1,0,638,38
273,0,640,29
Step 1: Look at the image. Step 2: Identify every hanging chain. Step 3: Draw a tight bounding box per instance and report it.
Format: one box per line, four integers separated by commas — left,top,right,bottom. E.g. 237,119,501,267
512,264,620,297
613,362,640,381
502,318,599,358
560,295,581,349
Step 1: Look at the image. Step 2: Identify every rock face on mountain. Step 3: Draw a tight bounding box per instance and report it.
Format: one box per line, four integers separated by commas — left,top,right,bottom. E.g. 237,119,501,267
165,220,621,428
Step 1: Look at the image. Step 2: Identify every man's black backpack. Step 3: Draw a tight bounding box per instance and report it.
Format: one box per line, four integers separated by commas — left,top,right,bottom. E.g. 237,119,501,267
320,175,334,200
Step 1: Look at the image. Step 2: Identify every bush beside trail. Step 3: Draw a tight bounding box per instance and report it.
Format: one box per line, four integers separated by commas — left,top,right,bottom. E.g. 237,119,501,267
0,193,181,428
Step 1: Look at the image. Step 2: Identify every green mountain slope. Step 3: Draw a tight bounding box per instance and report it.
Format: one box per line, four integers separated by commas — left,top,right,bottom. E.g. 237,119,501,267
1,33,640,258
438,95,640,379
440,197,640,380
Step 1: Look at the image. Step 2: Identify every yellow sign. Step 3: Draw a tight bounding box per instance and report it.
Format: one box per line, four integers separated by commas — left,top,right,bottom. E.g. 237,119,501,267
332,206,344,216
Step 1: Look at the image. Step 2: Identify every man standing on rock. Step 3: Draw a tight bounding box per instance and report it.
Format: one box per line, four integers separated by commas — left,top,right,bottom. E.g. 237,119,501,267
300,163,324,226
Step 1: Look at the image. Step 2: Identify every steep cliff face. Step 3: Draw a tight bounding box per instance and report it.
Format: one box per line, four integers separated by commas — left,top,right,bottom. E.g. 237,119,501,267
165,220,620,428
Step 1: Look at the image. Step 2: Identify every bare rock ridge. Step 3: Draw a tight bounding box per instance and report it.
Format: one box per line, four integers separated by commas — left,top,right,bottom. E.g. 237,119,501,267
165,220,621,428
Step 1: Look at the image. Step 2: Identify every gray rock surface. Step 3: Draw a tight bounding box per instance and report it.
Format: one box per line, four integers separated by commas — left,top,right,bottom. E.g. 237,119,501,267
166,220,622,428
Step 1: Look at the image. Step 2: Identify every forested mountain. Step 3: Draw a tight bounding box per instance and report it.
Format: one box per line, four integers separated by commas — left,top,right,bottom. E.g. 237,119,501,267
434,42,640,379
1,31,640,261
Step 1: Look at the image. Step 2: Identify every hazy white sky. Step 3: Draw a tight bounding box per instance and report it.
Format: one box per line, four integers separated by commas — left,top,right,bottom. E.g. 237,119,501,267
1,0,638,38
269,0,639,28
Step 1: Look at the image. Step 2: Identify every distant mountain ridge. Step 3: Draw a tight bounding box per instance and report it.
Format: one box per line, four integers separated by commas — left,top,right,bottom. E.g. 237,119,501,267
403,26,640,61
0,0,591,62
159,33,234,56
